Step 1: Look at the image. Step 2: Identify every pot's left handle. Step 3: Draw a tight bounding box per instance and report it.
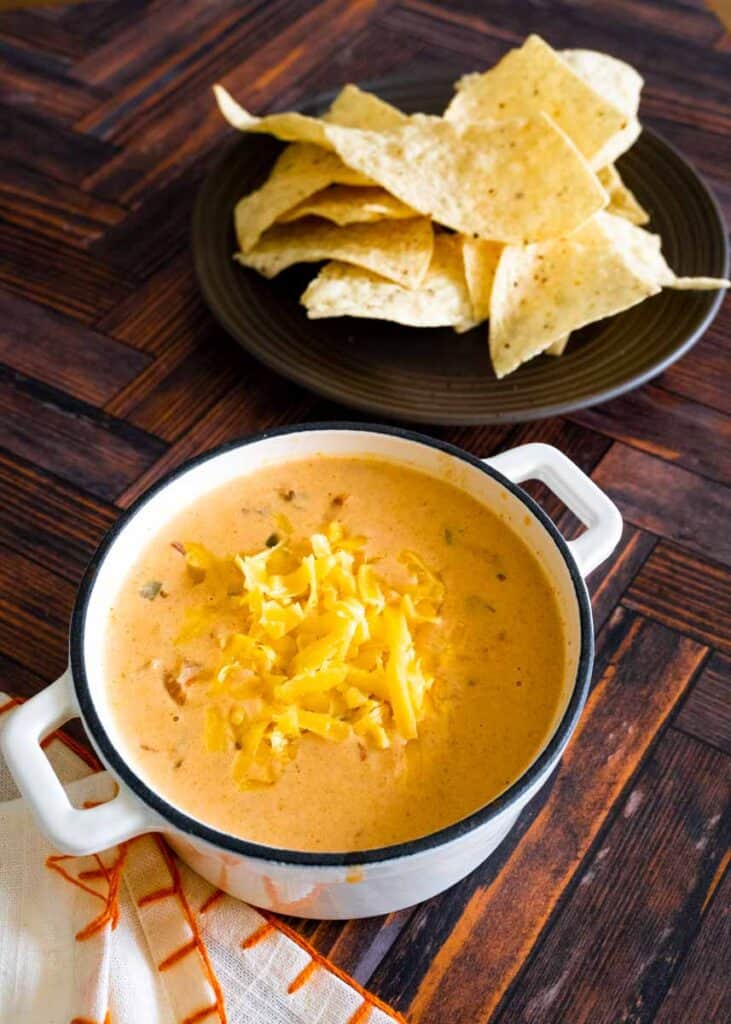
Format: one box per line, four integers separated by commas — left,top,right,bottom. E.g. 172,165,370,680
1,670,159,855
484,443,622,577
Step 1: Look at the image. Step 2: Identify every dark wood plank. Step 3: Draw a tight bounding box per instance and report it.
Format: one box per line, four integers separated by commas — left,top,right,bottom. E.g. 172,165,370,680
0,370,165,502
0,9,90,61
0,544,73,680
0,450,117,584
293,13,425,100
300,911,414,985
593,442,731,567
80,0,385,204
72,0,243,90
653,864,731,1024
430,0,731,99
624,541,731,655
107,326,241,443
674,652,731,753
570,384,731,486
438,423,514,459
370,614,707,1020
117,368,314,508
88,163,204,279
95,252,210,355
0,106,119,188
0,650,48,702
58,0,153,46
0,38,108,125
0,160,126,248
659,325,731,416
641,113,730,213
0,221,135,325
494,728,729,1024
433,0,726,50
0,291,151,405
589,525,657,633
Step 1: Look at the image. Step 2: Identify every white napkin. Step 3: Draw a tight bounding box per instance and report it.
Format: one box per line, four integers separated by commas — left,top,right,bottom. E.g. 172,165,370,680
0,696,404,1024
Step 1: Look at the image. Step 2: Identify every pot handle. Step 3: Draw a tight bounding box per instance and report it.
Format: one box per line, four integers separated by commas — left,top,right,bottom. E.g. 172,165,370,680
0,669,159,855
484,443,622,577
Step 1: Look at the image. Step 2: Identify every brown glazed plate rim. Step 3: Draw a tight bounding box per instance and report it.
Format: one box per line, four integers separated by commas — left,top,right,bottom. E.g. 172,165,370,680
192,73,729,425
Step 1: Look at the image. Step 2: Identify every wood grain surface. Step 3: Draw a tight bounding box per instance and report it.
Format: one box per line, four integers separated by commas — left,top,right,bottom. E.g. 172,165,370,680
0,2,729,1021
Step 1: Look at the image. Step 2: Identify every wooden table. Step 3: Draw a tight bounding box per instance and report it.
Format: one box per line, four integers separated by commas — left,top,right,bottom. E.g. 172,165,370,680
1,2,729,1021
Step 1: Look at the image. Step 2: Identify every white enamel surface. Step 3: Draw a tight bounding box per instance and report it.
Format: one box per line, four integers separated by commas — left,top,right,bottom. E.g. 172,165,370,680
486,443,623,576
164,760,554,918
1,429,623,918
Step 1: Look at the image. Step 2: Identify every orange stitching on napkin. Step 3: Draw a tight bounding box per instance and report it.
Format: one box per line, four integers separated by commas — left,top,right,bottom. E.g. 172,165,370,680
79,852,114,884
46,855,107,903
75,846,127,940
6,698,226,1023
153,837,228,1024
46,847,127,940
258,910,407,1023
288,958,318,993
159,938,198,971
6,697,401,1024
199,889,224,914
181,1007,219,1024
347,1002,373,1024
137,885,177,907
241,921,275,949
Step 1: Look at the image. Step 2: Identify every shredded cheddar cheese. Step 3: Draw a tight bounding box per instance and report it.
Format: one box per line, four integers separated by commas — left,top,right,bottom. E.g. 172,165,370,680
174,520,444,787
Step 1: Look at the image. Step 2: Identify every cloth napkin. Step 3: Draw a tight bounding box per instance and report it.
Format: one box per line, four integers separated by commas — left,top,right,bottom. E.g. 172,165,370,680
0,695,405,1024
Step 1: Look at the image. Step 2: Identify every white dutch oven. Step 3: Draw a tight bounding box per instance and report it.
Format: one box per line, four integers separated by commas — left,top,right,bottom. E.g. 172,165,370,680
1,425,621,920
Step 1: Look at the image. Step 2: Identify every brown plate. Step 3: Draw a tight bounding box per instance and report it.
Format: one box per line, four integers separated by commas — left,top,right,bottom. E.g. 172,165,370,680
192,75,728,424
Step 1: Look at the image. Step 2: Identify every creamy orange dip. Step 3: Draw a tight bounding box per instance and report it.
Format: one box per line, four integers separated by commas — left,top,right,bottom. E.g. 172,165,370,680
105,457,567,852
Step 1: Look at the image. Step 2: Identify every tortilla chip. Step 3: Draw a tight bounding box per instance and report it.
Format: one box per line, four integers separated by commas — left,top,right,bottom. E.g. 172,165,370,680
301,234,472,328
238,216,434,288
214,83,408,148
328,114,607,243
461,237,503,326
223,84,406,252
560,49,642,117
489,213,661,378
598,164,649,225
445,35,629,169
217,85,606,242
234,145,370,252
214,83,332,146
278,185,416,225
670,276,731,290
598,212,730,290
561,48,643,166
324,83,408,130
545,334,570,356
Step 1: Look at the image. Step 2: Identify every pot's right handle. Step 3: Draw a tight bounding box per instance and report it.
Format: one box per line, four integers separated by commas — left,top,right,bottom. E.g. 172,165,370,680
484,443,622,577
0,669,159,855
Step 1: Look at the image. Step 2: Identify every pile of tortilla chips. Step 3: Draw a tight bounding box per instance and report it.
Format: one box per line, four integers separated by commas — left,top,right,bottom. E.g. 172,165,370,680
214,35,728,379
